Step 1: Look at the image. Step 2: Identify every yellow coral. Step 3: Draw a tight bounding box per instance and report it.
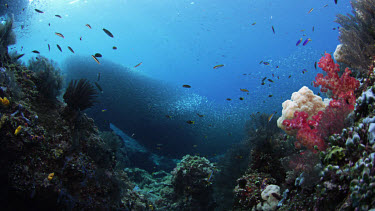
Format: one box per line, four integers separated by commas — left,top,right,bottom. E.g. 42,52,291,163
14,126,22,135
48,172,54,181
0,97,10,107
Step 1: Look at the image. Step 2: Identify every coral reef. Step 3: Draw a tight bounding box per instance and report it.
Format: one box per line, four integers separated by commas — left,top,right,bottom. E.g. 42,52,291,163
0,40,154,210
335,0,375,74
233,171,277,210
28,56,63,100
170,155,216,210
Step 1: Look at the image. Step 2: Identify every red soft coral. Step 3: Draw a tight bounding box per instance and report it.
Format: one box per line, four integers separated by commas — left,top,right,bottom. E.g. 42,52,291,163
283,53,359,153
313,53,360,109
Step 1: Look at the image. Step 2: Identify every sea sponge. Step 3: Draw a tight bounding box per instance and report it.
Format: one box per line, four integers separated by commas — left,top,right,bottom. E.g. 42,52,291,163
277,86,326,135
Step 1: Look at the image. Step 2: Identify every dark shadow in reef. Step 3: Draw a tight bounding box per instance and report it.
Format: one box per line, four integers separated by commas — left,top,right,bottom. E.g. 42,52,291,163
63,56,245,158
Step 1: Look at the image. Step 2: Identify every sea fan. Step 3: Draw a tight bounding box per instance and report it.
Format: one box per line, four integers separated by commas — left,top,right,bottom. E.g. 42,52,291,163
63,79,98,111
28,56,63,100
335,0,375,74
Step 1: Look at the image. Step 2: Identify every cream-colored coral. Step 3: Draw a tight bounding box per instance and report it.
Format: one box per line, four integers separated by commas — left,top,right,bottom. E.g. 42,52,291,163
256,184,280,211
277,86,326,135
334,44,344,63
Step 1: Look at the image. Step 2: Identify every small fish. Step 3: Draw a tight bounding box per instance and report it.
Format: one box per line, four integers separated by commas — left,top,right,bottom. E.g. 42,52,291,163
197,113,204,117
333,28,336,30
91,55,100,64
14,126,22,135
165,115,172,118
5,3,8,8
302,69,307,74
308,8,314,14
276,65,279,68
55,15,62,18
312,26,314,32
134,62,143,68
263,62,270,65
55,32,64,38
259,60,263,64
302,38,311,46
226,98,232,101
35,9,44,13
15,54,25,60
314,61,317,69
213,64,224,69
80,36,82,41
239,97,244,100
271,26,275,34
186,120,195,124
113,46,117,50
269,95,273,97
334,0,337,4
261,82,265,85
48,23,50,26
86,24,92,29
32,50,40,54
94,82,103,92
94,53,102,58
268,112,276,122
68,46,75,53
48,44,50,51
324,4,328,7
103,28,114,38
182,85,191,88
251,22,256,25
102,109,107,112
288,75,291,78
240,88,249,92
296,38,303,46
268,79,274,83
56,44,62,52
262,77,267,82
206,170,214,182
318,92,321,96
21,25,24,29
47,173,54,181
97,72,101,81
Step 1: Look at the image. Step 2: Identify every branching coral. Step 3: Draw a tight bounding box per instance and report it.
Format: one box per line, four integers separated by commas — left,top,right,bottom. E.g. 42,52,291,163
28,56,63,100
63,79,98,111
335,0,375,73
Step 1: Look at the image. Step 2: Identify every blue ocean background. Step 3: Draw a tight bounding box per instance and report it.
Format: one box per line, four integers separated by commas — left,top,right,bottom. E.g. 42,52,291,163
9,0,352,158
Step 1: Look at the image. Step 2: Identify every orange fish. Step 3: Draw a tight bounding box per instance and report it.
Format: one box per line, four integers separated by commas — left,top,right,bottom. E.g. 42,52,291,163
213,64,224,69
134,62,142,68
91,55,100,64
55,32,64,38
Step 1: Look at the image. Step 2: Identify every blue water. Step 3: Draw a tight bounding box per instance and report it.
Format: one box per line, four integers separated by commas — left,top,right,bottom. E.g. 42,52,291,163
6,0,352,157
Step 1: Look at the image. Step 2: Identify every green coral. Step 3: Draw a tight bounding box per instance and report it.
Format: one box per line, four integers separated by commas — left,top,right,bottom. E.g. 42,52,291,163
323,146,346,165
